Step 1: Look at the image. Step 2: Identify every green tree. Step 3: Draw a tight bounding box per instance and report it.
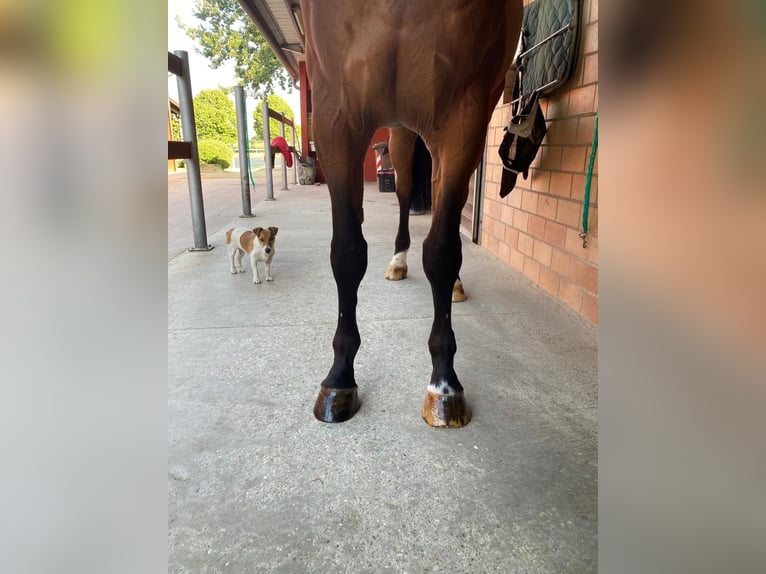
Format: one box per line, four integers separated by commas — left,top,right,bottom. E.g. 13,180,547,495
177,0,292,100
192,89,237,144
170,114,182,141
252,93,299,144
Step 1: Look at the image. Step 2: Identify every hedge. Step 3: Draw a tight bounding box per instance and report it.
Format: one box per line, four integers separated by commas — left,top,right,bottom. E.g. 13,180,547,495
197,139,232,169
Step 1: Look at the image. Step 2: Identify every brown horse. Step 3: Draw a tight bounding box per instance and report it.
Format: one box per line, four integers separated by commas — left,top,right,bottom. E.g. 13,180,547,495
303,0,523,427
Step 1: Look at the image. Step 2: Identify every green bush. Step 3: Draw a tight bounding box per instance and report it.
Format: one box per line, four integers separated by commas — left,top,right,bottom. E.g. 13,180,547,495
197,139,232,169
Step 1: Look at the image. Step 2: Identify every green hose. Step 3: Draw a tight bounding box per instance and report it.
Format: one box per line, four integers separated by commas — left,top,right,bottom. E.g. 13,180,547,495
581,112,598,247
243,97,256,187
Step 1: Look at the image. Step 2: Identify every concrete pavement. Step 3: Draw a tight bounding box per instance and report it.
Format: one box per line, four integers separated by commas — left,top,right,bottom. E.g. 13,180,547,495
168,173,597,572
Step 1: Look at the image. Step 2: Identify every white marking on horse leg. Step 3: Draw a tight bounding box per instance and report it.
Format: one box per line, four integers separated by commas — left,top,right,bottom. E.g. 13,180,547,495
385,250,409,280
427,379,457,396
390,250,407,268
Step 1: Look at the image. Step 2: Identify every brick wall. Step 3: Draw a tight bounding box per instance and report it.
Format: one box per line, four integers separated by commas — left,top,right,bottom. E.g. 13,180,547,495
481,0,598,323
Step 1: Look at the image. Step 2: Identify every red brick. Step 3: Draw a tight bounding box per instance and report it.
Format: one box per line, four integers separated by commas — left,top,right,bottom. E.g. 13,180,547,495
549,172,572,197
539,267,560,297
533,239,553,267
548,118,578,145
537,195,558,220
490,108,504,129
577,115,597,145
582,23,598,54
523,257,541,282
490,162,503,183
539,145,562,171
497,241,511,264
518,232,534,257
498,219,510,241
545,96,568,120
551,249,574,277
573,259,598,294
559,278,584,313
571,174,586,201
562,146,587,172
556,199,582,228
485,234,499,254
509,249,525,271
568,52,585,87
528,214,546,239
521,190,538,213
513,209,529,232
493,219,507,241
500,203,514,223
587,205,598,233
583,54,598,84
531,168,551,192
568,85,596,115
565,226,586,253
585,175,598,204
581,292,598,324
590,0,599,23
544,221,567,248
507,186,523,208
504,227,520,249
487,198,501,219
585,235,598,264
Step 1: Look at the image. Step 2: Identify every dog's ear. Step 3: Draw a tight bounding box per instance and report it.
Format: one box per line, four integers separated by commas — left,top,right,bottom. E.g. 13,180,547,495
268,226,279,236
253,227,263,237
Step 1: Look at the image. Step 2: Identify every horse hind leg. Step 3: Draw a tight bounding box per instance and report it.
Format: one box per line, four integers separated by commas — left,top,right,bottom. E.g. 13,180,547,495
385,128,417,281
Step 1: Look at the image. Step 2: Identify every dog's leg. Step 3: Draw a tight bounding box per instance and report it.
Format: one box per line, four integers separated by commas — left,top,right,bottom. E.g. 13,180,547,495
236,249,245,273
265,259,273,282
228,244,237,274
251,254,261,284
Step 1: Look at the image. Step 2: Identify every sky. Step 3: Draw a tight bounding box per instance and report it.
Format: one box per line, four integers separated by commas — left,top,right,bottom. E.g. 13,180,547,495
167,0,301,126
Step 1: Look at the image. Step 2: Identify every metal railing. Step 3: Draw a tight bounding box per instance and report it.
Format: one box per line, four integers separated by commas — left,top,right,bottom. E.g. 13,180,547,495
168,50,212,251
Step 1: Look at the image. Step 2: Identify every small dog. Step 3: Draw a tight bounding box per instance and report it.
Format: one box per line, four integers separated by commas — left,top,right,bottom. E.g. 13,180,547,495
225,226,279,284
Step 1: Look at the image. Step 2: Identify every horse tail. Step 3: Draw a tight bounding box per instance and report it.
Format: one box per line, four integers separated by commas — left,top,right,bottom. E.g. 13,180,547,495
411,136,432,213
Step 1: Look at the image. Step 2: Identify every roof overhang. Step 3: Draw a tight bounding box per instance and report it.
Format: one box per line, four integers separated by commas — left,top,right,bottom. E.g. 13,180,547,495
236,0,306,83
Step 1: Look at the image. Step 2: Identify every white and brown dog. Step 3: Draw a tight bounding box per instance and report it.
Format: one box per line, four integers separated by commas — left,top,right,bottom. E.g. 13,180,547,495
225,226,279,284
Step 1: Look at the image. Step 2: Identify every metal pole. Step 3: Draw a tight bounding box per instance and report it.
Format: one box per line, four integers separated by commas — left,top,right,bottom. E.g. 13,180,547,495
263,101,274,200
234,86,254,217
290,125,297,184
174,50,212,251
279,118,288,191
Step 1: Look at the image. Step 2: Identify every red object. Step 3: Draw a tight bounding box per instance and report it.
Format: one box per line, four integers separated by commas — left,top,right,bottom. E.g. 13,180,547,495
270,136,293,168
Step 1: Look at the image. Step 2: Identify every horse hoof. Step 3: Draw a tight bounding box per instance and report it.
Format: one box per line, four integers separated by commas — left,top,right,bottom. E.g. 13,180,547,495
313,386,361,423
421,391,471,427
385,264,408,281
452,280,467,302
